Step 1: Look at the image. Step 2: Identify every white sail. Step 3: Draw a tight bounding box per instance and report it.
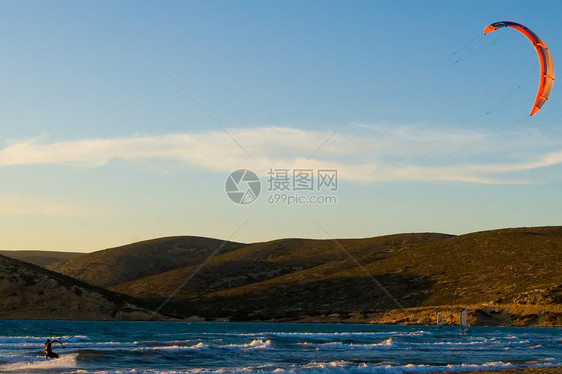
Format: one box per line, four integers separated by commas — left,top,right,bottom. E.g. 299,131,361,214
436,312,444,328
460,308,470,333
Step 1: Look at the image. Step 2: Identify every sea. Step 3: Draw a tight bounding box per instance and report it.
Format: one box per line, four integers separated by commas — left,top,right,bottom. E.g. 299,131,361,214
0,320,560,373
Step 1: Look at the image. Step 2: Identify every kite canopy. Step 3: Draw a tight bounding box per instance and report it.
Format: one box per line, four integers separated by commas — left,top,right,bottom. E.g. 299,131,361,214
483,21,554,116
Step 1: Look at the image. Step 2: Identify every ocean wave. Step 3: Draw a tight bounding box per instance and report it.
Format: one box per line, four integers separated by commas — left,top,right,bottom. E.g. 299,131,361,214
131,339,271,353
133,342,209,352
223,339,272,350
0,335,93,352
59,361,561,374
104,360,517,374
0,335,90,343
395,337,531,349
296,336,534,352
300,338,394,350
211,331,431,339
0,323,558,373
0,335,92,346
0,354,23,364
280,360,514,374
239,360,513,374
0,353,78,372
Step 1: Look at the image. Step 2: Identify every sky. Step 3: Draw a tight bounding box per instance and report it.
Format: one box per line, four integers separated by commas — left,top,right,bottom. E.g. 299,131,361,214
1,0,562,252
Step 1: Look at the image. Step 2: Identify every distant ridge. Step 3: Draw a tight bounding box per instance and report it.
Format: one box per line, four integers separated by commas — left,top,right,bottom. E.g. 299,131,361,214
27,227,562,325
47,236,246,288
0,250,82,267
109,233,450,305
0,254,163,320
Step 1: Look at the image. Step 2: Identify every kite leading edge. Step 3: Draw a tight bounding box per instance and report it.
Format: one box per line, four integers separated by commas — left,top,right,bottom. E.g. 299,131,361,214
483,21,554,116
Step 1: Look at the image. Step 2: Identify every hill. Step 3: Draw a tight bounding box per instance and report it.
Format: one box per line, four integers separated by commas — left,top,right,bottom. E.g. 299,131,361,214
0,250,82,267
109,233,450,305
47,236,245,288
110,228,561,326
0,254,164,320
38,227,562,325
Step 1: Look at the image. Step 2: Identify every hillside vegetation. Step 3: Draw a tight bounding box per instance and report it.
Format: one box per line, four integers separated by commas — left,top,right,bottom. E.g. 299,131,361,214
109,233,449,301
47,236,245,288
31,227,562,325
0,255,162,320
0,250,81,267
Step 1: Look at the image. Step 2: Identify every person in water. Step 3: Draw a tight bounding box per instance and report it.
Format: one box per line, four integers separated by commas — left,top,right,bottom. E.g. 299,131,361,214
44,339,63,359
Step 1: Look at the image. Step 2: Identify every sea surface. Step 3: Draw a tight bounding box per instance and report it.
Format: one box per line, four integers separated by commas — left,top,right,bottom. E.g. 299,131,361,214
0,320,560,373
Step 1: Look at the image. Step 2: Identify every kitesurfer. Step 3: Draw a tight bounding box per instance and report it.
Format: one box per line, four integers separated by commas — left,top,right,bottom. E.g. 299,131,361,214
44,339,63,359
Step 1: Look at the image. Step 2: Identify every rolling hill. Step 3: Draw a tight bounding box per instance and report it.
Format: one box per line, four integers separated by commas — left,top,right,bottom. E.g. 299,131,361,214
0,250,82,267
47,236,245,288
0,254,164,320
39,227,562,325
107,233,450,307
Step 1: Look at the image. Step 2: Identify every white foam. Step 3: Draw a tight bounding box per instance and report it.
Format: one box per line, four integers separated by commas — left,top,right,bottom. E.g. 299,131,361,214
378,338,393,346
133,342,209,352
300,338,394,351
288,360,514,374
0,335,90,343
0,335,92,351
224,339,272,350
0,353,78,372
82,360,521,374
60,335,92,342
131,339,272,353
220,331,405,338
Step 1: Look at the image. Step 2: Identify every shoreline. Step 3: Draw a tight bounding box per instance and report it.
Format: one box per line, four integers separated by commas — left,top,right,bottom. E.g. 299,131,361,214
174,303,562,327
1,316,562,328
436,368,561,374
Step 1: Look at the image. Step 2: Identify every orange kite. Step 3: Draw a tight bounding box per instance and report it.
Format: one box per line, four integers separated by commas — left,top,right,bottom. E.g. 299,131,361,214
484,21,554,116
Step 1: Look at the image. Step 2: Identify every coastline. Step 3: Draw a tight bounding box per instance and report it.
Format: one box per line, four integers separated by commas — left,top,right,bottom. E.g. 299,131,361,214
437,368,561,374
2,308,561,328
252,304,562,327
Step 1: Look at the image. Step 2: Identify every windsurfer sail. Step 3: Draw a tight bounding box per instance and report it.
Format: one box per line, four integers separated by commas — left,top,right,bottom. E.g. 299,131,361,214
436,312,444,328
460,308,470,333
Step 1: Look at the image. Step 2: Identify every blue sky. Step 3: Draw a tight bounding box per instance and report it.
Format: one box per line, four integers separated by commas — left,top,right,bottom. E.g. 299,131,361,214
1,1,561,251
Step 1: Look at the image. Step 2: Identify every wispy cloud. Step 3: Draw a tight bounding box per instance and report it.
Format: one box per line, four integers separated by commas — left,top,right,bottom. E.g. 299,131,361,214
0,196,81,216
0,125,560,184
